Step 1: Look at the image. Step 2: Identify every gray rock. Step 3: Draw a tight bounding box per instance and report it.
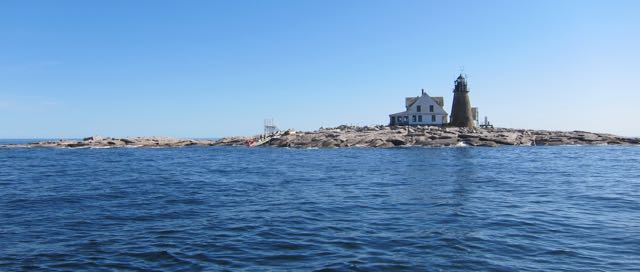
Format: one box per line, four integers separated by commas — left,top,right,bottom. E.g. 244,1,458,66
83,136,104,141
478,141,498,147
7,125,638,149
369,139,386,147
321,140,338,147
430,138,459,146
66,142,88,148
120,138,135,144
458,134,480,139
387,139,406,146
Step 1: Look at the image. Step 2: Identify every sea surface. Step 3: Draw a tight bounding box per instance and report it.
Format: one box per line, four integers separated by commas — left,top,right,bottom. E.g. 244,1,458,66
1,145,639,271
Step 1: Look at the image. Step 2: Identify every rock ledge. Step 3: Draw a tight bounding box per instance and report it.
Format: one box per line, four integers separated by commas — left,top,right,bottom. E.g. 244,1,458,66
3,126,638,148
213,126,639,148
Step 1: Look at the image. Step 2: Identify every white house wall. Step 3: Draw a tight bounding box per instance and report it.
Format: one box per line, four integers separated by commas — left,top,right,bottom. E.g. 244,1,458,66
407,95,448,115
390,93,449,126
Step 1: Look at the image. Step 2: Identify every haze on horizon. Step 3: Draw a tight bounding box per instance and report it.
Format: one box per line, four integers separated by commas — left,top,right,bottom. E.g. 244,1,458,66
1,0,639,138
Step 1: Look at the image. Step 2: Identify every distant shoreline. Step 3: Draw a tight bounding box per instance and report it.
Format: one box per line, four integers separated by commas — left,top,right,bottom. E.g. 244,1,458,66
2,126,639,149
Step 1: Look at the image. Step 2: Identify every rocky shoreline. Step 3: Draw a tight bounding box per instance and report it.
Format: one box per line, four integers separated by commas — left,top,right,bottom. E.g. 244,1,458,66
2,136,216,149
2,126,639,149
230,126,640,148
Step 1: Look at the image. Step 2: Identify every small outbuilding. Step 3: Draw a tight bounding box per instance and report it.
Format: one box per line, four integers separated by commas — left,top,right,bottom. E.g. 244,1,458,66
389,89,449,126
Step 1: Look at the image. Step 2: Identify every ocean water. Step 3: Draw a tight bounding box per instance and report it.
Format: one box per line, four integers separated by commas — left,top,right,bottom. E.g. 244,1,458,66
1,146,639,271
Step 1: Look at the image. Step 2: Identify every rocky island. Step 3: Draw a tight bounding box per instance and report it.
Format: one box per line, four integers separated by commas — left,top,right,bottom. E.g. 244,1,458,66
3,126,638,148
2,136,216,148
214,126,640,148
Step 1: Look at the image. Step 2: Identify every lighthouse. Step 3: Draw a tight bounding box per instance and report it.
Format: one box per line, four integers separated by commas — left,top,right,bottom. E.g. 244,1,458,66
449,74,475,128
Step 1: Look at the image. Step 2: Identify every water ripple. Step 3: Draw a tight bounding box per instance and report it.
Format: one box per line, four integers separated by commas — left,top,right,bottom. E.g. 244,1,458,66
0,146,639,271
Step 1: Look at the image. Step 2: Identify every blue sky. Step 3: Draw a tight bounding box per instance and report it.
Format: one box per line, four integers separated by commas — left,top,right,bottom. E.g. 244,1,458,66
1,0,639,138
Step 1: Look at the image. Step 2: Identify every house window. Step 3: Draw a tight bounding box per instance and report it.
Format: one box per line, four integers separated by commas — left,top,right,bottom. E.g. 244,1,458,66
404,116,408,122
418,115,422,122
412,115,416,122
431,115,436,122
429,105,434,112
417,105,421,112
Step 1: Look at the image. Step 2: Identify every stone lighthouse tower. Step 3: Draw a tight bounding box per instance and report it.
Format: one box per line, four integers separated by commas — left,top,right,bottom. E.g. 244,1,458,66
449,74,475,128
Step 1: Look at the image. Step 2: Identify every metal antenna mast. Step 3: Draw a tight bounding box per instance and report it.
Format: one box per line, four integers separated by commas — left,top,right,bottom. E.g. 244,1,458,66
264,118,278,135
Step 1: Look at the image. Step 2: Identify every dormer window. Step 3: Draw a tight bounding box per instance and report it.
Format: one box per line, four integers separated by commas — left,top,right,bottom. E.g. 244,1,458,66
417,105,421,112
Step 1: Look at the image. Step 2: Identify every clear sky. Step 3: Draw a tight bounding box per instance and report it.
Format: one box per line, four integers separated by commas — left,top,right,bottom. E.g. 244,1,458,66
1,0,639,138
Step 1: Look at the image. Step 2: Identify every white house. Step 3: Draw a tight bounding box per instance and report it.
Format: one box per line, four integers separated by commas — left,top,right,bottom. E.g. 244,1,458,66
389,89,449,126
